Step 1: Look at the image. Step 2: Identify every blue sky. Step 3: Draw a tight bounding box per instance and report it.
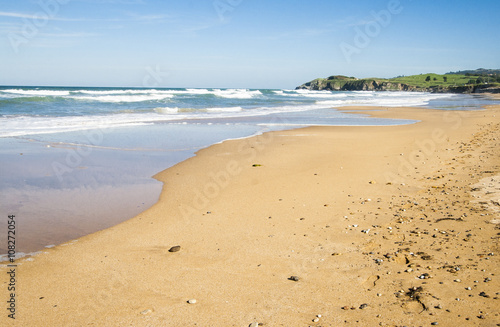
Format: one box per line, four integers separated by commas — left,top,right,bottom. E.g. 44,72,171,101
0,0,499,88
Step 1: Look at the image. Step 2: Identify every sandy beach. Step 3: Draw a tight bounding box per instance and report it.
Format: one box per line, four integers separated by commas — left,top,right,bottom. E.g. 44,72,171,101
1,104,499,326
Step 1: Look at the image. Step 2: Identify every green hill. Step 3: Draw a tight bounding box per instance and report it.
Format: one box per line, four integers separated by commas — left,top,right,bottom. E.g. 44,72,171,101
296,70,500,93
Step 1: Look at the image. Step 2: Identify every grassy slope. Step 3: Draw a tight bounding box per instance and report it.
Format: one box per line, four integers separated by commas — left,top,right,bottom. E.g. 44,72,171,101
307,73,499,89
390,74,480,87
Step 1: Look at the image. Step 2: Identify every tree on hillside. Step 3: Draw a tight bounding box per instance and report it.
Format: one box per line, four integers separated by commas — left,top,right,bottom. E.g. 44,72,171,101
443,76,448,82
425,75,431,82
433,77,437,81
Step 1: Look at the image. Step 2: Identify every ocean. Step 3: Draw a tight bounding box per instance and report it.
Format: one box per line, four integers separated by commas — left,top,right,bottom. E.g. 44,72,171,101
0,86,497,257
0,87,490,137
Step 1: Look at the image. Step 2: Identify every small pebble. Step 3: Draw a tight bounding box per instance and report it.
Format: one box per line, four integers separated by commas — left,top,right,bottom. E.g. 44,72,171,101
419,273,430,279
289,276,300,282
168,246,181,253
431,322,438,326
249,323,259,327
187,299,197,304
359,303,368,309
312,317,319,322
141,309,152,315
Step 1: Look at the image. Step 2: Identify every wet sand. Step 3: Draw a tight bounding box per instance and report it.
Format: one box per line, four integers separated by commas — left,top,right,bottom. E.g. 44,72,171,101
1,105,499,326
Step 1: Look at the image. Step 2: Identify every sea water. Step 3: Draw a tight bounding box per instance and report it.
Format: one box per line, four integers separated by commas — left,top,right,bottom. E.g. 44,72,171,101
0,87,497,256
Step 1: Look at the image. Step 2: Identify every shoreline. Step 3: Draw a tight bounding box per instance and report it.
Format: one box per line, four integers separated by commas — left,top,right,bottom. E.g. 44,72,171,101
1,104,499,326
0,105,417,257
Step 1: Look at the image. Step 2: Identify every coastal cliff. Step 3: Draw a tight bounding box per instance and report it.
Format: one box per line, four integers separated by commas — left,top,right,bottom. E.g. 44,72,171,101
296,71,500,93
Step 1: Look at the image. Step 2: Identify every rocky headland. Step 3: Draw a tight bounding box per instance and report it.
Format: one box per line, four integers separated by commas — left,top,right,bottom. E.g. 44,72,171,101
296,73,500,94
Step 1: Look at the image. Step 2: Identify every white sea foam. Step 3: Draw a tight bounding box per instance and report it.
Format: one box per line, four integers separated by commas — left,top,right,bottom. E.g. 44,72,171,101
285,90,349,98
185,88,213,95
72,88,262,99
316,98,428,107
153,106,244,114
78,89,193,95
0,108,259,137
350,91,376,97
77,89,164,95
257,104,324,112
0,114,161,137
212,89,263,98
206,106,243,112
314,92,456,107
1,89,71,96
154,107,179,114
182,88,263,98
71,94,173,103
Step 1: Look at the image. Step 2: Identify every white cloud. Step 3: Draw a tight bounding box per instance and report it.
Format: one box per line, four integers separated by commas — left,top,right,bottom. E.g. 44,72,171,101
0,11,171,23
41,32,99,38
0,11,87,21
0,11,38,19
73,0,146,4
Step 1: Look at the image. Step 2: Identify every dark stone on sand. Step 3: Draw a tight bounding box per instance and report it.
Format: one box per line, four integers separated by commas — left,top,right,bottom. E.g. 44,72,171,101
359,303,368,309
168,246,181,252
288,276,300,281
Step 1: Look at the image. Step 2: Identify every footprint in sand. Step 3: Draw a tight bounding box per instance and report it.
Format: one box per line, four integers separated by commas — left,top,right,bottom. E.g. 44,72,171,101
362,275,380,289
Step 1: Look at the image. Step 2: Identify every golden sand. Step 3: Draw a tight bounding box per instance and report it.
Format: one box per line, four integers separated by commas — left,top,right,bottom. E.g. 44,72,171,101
1,105,499,326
